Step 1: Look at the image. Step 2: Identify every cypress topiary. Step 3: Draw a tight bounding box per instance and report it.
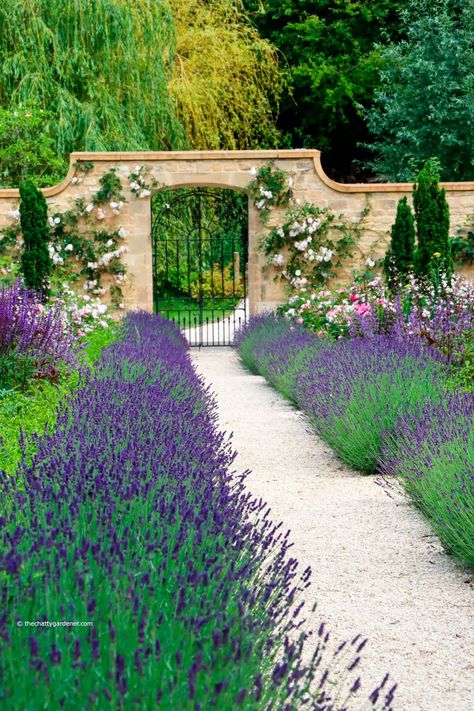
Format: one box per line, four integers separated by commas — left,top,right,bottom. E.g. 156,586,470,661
19,179,52,297
413,159,452,278
384,196,415,287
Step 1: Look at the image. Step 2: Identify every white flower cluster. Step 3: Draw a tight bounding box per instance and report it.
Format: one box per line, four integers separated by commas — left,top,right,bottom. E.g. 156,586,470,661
63,292,110,334
97,245,127,268
48,244,64,266
271,254,285,267
129,165,152,199
314,246,333,263
288,215,322,238
250,167,274,211
114,272,127,284
8,208,20,222
83,200,124,220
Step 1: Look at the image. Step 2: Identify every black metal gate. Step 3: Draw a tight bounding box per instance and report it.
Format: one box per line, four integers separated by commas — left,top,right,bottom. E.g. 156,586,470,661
152,188,248,346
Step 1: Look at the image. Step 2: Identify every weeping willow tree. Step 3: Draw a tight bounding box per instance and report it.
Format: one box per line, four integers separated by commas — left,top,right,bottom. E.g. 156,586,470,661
168,0,282,149
0,0,186,155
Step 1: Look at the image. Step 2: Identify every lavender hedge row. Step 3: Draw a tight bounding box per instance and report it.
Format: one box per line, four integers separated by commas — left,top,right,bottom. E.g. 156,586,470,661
0,313,395,709
235,315,474,568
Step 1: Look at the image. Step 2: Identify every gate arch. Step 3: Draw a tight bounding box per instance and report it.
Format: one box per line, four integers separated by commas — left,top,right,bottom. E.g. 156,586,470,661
151,187,248,346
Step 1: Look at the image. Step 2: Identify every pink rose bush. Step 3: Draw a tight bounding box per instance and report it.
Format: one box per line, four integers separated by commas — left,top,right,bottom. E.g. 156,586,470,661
280,272,474,362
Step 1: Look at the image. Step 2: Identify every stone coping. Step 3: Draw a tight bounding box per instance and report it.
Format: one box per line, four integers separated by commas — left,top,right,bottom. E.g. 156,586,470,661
1,150,473,199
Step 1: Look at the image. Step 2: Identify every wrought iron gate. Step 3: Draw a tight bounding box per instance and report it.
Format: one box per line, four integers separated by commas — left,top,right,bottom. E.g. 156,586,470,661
152,188,248,346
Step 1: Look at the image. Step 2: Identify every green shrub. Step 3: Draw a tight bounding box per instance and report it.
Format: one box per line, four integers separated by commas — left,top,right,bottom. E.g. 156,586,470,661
190,263,243,299
0,323,120,477
384,196,415,286
0,103,67,188
413,160,452,279
19,179,52,296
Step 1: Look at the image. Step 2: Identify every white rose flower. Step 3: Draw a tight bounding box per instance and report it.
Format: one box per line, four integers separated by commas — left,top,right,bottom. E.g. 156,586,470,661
85,203,94,214
118,227,128,239
71,176,79,185
139,189,151,199
110,201,119,210
65,243,74,251
48,216,56,227
96,208,106,221
365,258,375,268
272,254,285,266
295,269,302,276
250,167,257,176
118,303,125,310
97,303,108,314
106,239,114,247
130,181,139,191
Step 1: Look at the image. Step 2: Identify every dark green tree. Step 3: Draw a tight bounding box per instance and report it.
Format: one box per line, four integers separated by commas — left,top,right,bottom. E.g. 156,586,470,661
384,197,415,286
366,0,474,181
243,0,410,180
19,180,52,297
413,160,452,278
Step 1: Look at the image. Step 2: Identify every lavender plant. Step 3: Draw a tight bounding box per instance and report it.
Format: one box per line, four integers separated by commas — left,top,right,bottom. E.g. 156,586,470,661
235,315,473,567
0,313,395,709
0,279,77,389
381,393,474,567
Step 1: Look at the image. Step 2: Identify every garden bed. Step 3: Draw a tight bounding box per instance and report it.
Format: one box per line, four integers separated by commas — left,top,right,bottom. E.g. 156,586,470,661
0,311,395,709
235,313,474,569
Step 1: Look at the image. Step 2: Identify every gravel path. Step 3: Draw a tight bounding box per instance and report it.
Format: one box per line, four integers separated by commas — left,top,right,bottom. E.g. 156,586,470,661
192,348,474,711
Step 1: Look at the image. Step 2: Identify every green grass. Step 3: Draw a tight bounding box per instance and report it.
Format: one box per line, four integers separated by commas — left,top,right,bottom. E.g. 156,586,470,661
0,323,121,477
156,295,240,324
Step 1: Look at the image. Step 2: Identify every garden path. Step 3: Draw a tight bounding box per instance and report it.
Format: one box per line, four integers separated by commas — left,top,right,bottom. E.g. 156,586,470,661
193,348,474,711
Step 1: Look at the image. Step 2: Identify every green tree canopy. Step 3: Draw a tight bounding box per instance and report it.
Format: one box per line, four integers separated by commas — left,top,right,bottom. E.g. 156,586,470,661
0,104,67,188
243,0,410,179
169,0,281,150
366,0,474,181
0,0,185,156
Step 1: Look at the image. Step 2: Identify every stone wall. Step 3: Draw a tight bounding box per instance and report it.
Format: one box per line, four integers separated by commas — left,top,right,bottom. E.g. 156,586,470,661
1,150,473,314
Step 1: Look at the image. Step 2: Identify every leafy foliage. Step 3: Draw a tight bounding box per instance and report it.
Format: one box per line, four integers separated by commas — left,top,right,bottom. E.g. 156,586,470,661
0,314,393,708
451,218,474,266
0,0,185,157
413,161,452,278
384,197,415,286
236,315,474,567
247,163,292,222
366,0,474,181
169,0,281,150
243,0,409,179
19,180,52,296
264,202,359,290
0,323,119,477
0,104,67,188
